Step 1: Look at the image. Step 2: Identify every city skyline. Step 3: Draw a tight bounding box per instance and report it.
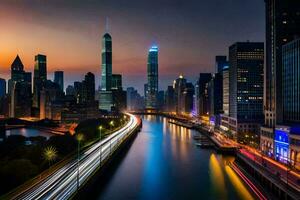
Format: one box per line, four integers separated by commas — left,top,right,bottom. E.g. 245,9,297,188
0,0,264,93
0,1,300,199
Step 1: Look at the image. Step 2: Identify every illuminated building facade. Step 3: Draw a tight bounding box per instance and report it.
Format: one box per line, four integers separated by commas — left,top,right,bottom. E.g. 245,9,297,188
101,33,112,91
261,0,300,158
146,46,159,110
228,42,264,140
173,75,187,114
282,38,300,124
222,66,229,115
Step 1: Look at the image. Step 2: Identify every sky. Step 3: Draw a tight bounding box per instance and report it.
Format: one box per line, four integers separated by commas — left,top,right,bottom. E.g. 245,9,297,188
0,0,265,94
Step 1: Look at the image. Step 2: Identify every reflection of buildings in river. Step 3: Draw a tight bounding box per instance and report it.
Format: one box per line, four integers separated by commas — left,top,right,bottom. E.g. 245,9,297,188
209,154,227,198
164,122,191,161
225,165,254,200
163,117,167,134
209,154,254,200
144,115,157,122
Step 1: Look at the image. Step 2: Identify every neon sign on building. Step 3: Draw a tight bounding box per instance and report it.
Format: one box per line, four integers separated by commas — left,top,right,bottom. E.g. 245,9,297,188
274,128,289,163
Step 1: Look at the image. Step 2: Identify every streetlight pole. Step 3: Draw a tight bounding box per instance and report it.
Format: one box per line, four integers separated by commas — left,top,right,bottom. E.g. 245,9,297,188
77,138,80,191
110,121,114,155
76,134,83,192
99,126,102,167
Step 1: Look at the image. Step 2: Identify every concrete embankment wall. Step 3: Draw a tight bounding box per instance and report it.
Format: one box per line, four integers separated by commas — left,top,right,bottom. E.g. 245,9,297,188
73,119,142,199
235,153,300,200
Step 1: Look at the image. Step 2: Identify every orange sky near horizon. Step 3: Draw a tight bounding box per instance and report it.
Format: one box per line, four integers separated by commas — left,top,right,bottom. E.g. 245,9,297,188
0,0,264,92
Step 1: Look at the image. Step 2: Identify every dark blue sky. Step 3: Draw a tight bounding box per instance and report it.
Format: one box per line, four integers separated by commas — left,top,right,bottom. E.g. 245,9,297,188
0,0,265,93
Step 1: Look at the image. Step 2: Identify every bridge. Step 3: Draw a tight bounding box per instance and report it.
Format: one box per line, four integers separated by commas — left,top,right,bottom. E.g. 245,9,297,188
4,113,141,200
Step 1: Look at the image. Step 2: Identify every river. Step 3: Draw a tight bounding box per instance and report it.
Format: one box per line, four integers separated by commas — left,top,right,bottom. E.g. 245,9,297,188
5,128,53,138
89,115,255,200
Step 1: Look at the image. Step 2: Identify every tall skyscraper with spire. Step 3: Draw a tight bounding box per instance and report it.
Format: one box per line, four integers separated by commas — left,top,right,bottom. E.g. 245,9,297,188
101,33,112,91
99,28,114,111
146,45,159,110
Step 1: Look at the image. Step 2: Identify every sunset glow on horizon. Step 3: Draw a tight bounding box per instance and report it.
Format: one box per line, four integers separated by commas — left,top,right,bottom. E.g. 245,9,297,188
0,0,264,92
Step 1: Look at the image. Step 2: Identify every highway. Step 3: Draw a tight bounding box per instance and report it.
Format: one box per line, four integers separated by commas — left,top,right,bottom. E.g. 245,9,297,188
11,113,139,200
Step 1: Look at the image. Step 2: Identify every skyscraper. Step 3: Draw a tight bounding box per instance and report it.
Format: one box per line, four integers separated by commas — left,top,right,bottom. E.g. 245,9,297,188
33,54,47,109
146,45,158,110
9,55,25,95
222,65,229,115
39,80,62,119
264,0,300,126
54,71,64,92
173,75,187,114
196,73,212,116
101,33,112,91
183,83,194,114
229,42,264,140
0,79,6,98
281,38,300,169
282,38,300,124
208,72,223,126
10,55,24,82
82,72,95,104
165,86,175,112
10,81,32,118
261,0,300,157
8,55,32,118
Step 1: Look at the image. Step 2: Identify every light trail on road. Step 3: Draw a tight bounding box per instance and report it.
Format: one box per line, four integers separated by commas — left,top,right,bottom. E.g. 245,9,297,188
12,113,139,200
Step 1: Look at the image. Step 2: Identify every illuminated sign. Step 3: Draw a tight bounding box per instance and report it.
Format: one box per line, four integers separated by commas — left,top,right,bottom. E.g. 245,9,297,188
274,129,289,162
210,116,215,126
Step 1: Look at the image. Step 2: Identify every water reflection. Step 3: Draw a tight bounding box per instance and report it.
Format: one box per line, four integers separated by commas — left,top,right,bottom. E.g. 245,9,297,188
225,165,254,200
209,154,227,199
6,128,52,138
96,116,254,200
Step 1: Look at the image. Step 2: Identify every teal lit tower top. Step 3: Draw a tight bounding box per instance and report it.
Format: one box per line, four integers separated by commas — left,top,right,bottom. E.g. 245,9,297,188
146,45,159,109
101,33,112,91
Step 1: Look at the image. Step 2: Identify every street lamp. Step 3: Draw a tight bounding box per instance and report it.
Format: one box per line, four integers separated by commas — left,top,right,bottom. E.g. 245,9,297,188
109,121,114,154
76,133,84,192
99,126,103,166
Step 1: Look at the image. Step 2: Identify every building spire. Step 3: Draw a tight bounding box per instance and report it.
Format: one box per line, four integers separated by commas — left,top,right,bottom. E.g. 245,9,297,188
105,17,109,33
